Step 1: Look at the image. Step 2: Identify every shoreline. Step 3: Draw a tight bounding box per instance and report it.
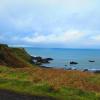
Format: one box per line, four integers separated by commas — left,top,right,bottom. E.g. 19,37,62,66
40,65,100,73
31,56,100,73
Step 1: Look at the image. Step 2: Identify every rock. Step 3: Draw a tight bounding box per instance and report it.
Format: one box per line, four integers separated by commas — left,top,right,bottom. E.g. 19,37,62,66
31,56,53,65
66,68,72,70
40,65,52,69
83,69,100,73
89,69,100,73
70,61,78,65
41,58,50,63
94,70,100,73
89,60,95,62
83,69,88,72
46,58,53,61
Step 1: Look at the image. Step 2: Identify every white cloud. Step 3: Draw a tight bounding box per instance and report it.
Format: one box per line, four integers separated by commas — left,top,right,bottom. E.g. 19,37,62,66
0,0,94,13
88,35,100,45
90,35,100,41
23,30,85,44
81,34,100,48
0,0,100,48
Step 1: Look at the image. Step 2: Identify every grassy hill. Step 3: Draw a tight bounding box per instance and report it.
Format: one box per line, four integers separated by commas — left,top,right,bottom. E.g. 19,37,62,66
0,66,100,100
0,44,33,68
0,44,100,100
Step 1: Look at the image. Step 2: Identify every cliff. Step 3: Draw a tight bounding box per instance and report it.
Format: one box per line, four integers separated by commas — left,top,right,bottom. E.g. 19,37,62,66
0,44,33,68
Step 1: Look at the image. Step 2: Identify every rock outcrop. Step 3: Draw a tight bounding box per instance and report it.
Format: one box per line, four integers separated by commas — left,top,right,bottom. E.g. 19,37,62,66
31,56,53,65
88,60,95,62
70,61,78,65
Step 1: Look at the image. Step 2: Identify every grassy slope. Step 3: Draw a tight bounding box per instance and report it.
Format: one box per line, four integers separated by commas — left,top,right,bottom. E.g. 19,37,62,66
0,44,100,100
0,66,100,100
0,44,33,67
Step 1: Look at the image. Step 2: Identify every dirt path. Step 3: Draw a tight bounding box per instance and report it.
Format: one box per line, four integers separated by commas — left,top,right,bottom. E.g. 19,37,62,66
0,89,57,100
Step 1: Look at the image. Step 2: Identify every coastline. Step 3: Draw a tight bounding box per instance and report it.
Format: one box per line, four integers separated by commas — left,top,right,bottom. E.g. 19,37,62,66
25,47,100,72
0,44,100,100
31,55,100,73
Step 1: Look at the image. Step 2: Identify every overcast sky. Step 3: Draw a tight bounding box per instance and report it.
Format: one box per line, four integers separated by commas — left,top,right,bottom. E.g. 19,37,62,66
0,0,100,48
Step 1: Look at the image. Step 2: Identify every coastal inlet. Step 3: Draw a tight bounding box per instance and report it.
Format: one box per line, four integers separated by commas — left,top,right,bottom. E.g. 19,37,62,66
25,47,100,71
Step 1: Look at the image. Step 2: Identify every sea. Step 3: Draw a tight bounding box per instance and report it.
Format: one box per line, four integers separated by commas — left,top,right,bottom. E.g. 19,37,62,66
25,47,100,70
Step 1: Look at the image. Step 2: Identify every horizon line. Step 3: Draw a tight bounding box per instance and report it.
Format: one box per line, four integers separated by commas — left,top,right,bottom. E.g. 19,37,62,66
8,45,100,50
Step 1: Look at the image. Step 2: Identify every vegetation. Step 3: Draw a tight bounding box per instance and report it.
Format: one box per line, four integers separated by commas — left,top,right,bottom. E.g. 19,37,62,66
0,66,100,100
0,44,33,67
0,44,100,100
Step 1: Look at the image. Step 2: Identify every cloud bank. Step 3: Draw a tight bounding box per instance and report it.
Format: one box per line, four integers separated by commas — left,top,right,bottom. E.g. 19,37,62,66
0,0,100,48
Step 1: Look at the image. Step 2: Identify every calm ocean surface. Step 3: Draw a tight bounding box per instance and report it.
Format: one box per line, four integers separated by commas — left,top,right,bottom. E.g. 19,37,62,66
25,48,100,70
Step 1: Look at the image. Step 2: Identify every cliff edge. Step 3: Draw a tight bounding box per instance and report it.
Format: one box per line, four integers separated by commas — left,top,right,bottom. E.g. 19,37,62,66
0,44,33,68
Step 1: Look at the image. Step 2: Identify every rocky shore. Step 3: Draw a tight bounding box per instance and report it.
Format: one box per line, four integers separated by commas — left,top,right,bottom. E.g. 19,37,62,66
31,56,100,73
31,56,53,65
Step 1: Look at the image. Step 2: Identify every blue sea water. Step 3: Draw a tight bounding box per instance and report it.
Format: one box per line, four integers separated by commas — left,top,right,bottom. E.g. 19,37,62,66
25,48,100,70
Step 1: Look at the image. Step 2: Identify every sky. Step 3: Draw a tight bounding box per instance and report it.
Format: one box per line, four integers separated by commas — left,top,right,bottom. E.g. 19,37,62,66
0,0,100,48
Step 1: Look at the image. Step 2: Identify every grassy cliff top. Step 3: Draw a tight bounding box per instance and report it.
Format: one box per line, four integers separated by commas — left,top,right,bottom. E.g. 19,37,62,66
0,44,33,68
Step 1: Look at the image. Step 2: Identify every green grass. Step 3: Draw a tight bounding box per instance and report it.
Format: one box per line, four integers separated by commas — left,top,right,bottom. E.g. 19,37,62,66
88,74,100,85
11,48,31,62
0,78,99,100
0,45,34,68
0,66,100,100
0,44,100,99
